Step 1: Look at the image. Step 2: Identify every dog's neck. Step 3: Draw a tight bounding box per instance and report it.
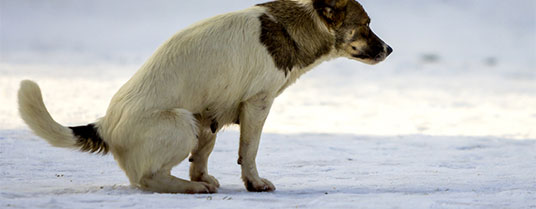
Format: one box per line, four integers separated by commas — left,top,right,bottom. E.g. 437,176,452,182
257,0,337,76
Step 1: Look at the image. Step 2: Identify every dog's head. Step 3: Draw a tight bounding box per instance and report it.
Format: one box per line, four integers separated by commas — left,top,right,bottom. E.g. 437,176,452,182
314,0,392,65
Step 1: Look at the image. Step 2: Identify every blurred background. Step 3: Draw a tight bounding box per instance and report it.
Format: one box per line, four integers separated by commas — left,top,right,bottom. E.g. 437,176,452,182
1,0,535,139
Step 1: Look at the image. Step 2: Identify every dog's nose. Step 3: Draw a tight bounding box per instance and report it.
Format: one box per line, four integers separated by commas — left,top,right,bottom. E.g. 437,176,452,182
386,45,393,56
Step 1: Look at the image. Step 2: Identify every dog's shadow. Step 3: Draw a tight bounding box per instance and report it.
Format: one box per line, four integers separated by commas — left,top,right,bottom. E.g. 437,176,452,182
45,184,141,196
45,184,445,198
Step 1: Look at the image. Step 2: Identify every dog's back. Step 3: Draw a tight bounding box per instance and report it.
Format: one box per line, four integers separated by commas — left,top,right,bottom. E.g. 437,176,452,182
99,7,286,137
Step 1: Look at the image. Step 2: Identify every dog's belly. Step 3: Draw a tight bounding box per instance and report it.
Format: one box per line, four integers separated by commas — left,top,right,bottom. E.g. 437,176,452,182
189,83,259,130
194,104,240,132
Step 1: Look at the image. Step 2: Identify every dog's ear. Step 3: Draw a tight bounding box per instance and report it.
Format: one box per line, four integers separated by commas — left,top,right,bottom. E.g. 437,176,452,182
313,0,348,28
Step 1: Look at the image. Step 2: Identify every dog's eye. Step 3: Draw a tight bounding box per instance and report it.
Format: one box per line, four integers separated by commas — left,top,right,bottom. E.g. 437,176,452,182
351,46,357,50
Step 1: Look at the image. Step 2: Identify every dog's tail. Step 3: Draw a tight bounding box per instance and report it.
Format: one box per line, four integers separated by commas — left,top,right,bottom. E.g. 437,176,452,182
17,80,109,154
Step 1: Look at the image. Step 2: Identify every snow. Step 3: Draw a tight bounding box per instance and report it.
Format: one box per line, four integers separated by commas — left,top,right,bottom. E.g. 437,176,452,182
2,130,535,209
1,0,535,208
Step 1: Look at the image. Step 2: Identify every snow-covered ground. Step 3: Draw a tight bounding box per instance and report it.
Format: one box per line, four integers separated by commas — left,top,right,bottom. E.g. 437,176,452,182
2,130,535,209
1,0,535,208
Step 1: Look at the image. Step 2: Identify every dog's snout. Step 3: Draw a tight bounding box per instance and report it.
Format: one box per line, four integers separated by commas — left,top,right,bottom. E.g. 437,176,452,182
386,45,393,56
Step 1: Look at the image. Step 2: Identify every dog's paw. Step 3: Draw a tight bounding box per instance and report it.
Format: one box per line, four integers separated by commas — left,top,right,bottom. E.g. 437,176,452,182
193,174,220,188
186,182,218,194
243,177,275,192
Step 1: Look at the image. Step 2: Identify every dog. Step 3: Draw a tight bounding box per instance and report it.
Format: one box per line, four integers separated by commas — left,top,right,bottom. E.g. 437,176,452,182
18,0,391,194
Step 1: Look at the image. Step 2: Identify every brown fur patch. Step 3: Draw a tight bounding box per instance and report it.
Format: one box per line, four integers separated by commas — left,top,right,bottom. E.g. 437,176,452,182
334,1,371,49
258,0,334,75
313,0,348,28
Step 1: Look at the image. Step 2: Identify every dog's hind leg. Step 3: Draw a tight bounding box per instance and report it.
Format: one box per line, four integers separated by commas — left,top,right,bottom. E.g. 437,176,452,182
116,109,217,193
189,129,220,188
140,169,217,194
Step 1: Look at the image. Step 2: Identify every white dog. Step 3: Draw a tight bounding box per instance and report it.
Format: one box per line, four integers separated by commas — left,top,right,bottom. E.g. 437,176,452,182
18,0,391,193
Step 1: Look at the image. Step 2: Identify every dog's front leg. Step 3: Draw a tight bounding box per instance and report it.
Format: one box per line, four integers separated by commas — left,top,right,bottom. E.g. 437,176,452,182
238,93,276,192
